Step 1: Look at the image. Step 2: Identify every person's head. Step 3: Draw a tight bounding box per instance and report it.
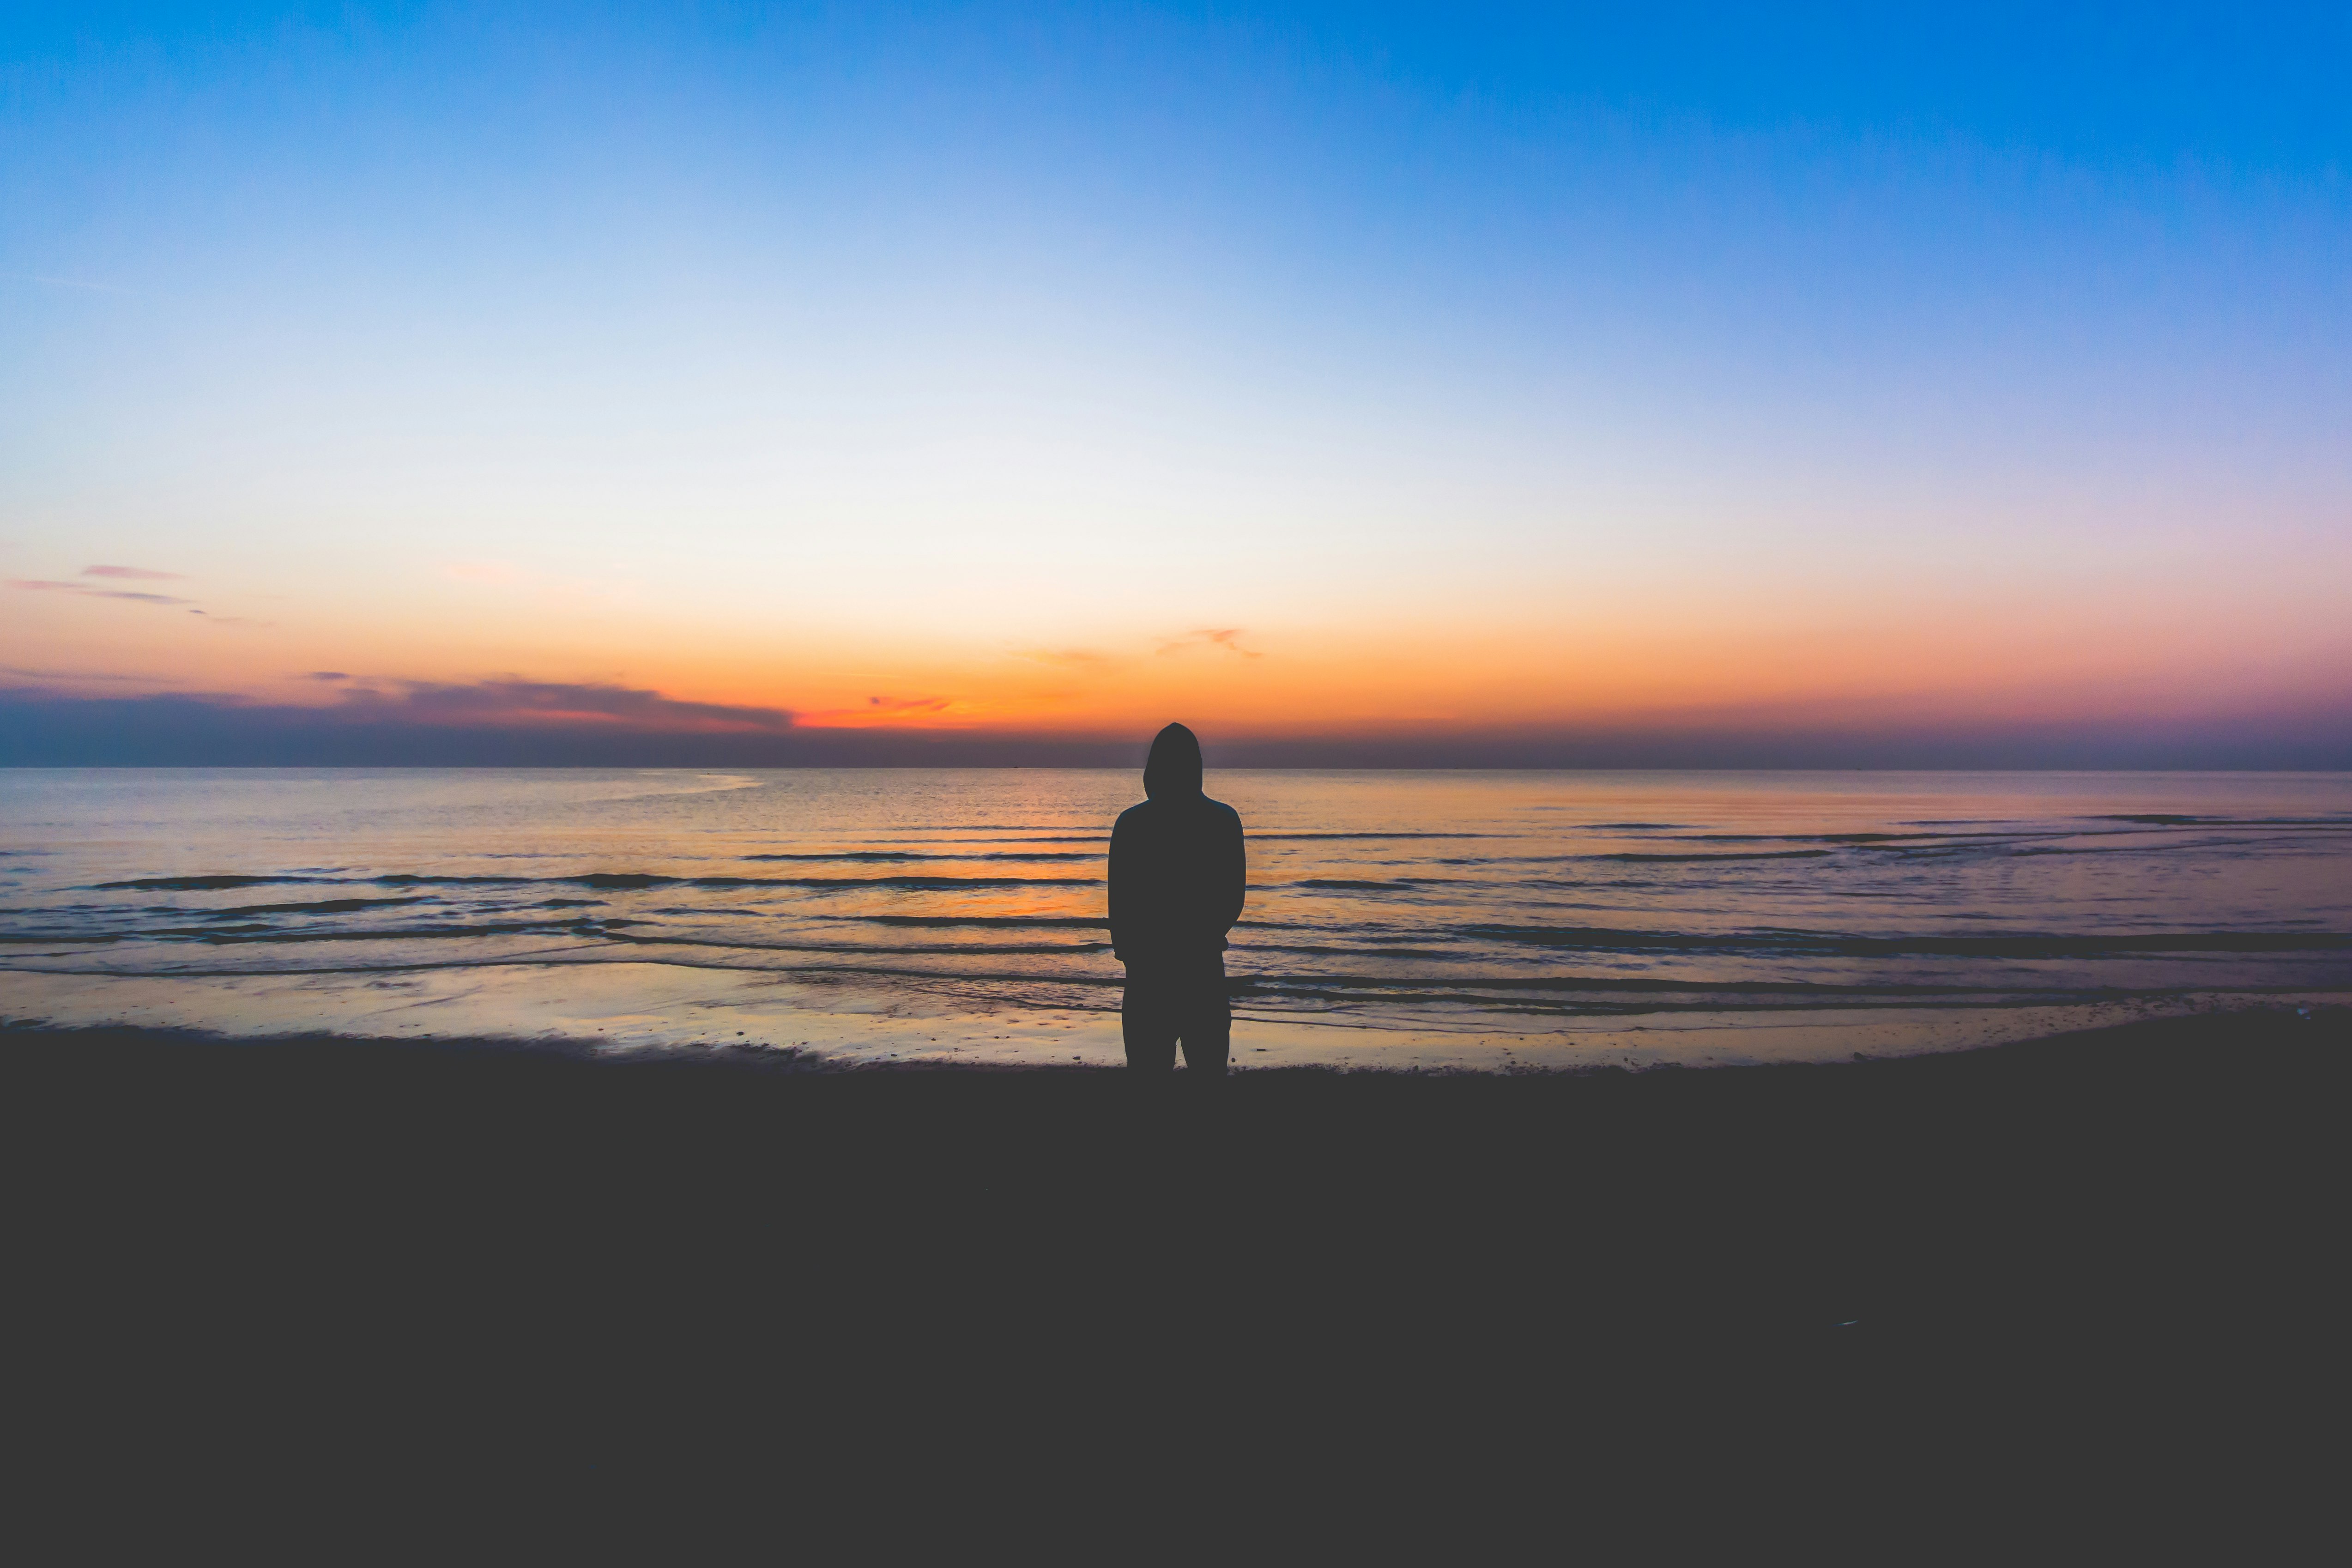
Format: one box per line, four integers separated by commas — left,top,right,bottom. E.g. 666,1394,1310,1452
1143,723,1203,799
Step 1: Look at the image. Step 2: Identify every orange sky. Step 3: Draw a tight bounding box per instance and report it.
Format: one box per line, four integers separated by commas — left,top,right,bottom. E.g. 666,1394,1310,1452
10,532,2348,750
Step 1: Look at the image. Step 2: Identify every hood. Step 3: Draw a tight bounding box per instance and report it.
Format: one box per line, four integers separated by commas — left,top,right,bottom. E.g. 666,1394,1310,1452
1142,723,1203,799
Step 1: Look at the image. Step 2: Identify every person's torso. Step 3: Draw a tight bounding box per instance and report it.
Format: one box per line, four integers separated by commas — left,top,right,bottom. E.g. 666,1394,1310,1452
1113,794,1240,957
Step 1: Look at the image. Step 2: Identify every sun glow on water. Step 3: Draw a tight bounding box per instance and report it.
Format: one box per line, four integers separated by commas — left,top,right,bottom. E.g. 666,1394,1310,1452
5,768,2347,1067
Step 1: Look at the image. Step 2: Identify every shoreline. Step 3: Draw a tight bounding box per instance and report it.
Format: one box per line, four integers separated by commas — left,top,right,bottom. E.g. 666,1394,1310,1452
2,996,2346,1075
6,961,2336,1072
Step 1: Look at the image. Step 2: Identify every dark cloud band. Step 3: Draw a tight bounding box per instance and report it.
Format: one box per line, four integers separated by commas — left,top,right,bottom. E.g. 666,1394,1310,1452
0,680,2346,768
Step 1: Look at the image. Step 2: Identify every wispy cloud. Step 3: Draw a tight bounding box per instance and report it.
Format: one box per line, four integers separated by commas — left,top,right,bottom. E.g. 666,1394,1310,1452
1156,627,1261,658
82,564,185,581
12,567,264,622
8,579,194,606
303,671,351,682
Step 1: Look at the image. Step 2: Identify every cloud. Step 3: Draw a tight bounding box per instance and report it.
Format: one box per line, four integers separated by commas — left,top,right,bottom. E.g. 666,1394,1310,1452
0,683,1130,766
330,678,796,734
82,564,185,581
4,680,2350,769
1157,628,1262,658
0,672,787,735
8,579,194,606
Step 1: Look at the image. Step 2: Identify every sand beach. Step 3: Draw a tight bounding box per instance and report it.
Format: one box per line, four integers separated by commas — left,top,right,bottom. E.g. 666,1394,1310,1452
9,1005,2340,1491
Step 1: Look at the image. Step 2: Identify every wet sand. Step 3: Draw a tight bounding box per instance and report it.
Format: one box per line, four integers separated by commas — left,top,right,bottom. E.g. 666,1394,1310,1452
7,1006,2342,1508
7,963,2315,1070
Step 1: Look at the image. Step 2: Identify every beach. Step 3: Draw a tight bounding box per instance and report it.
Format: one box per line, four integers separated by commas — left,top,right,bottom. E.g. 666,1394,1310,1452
10,1004,2341,1485
18,8,2352,1540
10,768,2346,1520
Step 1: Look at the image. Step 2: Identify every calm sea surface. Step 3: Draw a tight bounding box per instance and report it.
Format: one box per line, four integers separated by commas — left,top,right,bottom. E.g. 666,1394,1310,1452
4,769,2348,1068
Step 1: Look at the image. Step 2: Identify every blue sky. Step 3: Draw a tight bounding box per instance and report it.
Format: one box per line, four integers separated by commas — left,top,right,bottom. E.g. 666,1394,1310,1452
4,3,2348,760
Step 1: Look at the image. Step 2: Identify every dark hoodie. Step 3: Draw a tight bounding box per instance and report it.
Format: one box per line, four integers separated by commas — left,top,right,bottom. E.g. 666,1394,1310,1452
1108,723,1246,971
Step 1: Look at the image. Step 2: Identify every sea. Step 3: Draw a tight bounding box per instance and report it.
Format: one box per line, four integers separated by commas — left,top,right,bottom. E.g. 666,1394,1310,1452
3,768,2347,1070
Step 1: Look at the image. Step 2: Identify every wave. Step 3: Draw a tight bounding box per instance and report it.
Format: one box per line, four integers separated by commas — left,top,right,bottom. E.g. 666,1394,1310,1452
564,872,1100,890
1460,924,2352,957
605,932,1105,955
115,925,1105,956
2007,837,2313,859
1244,944,1469,960
1247,832,1498,841
741,851,1097,862
7,914,1108,947
14,947,2338,1021
26,901,2347,970
97,874,337,891
1236,974,2023,996
2086,814,2352,828
97,870,1102,893
1589,849,1835,863
894,835,1108,844
1665,830,2028,845
825,914,1110,929
114,917,627,944
197,896,437,917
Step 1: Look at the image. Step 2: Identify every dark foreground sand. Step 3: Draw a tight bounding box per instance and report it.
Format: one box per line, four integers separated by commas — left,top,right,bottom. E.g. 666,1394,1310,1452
6,1008,2343,1535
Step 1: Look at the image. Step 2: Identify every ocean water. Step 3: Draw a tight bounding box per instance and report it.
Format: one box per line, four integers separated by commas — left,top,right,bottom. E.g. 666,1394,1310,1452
3,768,2347,1069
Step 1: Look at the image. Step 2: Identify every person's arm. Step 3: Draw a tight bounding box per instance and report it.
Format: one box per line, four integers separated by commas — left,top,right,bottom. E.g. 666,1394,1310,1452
1107,812,1131,962
1215,808,1246,939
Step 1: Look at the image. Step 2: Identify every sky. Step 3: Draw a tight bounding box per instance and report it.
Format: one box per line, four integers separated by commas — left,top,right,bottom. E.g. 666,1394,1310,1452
5,2,2349,765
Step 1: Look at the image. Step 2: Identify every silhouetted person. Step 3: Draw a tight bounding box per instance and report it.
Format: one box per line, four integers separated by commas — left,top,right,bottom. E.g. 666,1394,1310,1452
1109,723,1245,1076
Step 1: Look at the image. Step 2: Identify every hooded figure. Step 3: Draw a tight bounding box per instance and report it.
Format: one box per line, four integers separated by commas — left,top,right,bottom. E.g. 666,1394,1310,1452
1108,723,1246,1074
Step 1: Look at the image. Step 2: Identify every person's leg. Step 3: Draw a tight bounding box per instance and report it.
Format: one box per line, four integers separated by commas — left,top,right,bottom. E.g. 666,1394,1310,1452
1121,979,1179,1072
1175,978,1231,1077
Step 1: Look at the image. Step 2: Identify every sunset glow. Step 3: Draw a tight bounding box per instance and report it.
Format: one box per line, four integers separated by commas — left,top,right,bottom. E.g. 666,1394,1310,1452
6,6,2349,765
